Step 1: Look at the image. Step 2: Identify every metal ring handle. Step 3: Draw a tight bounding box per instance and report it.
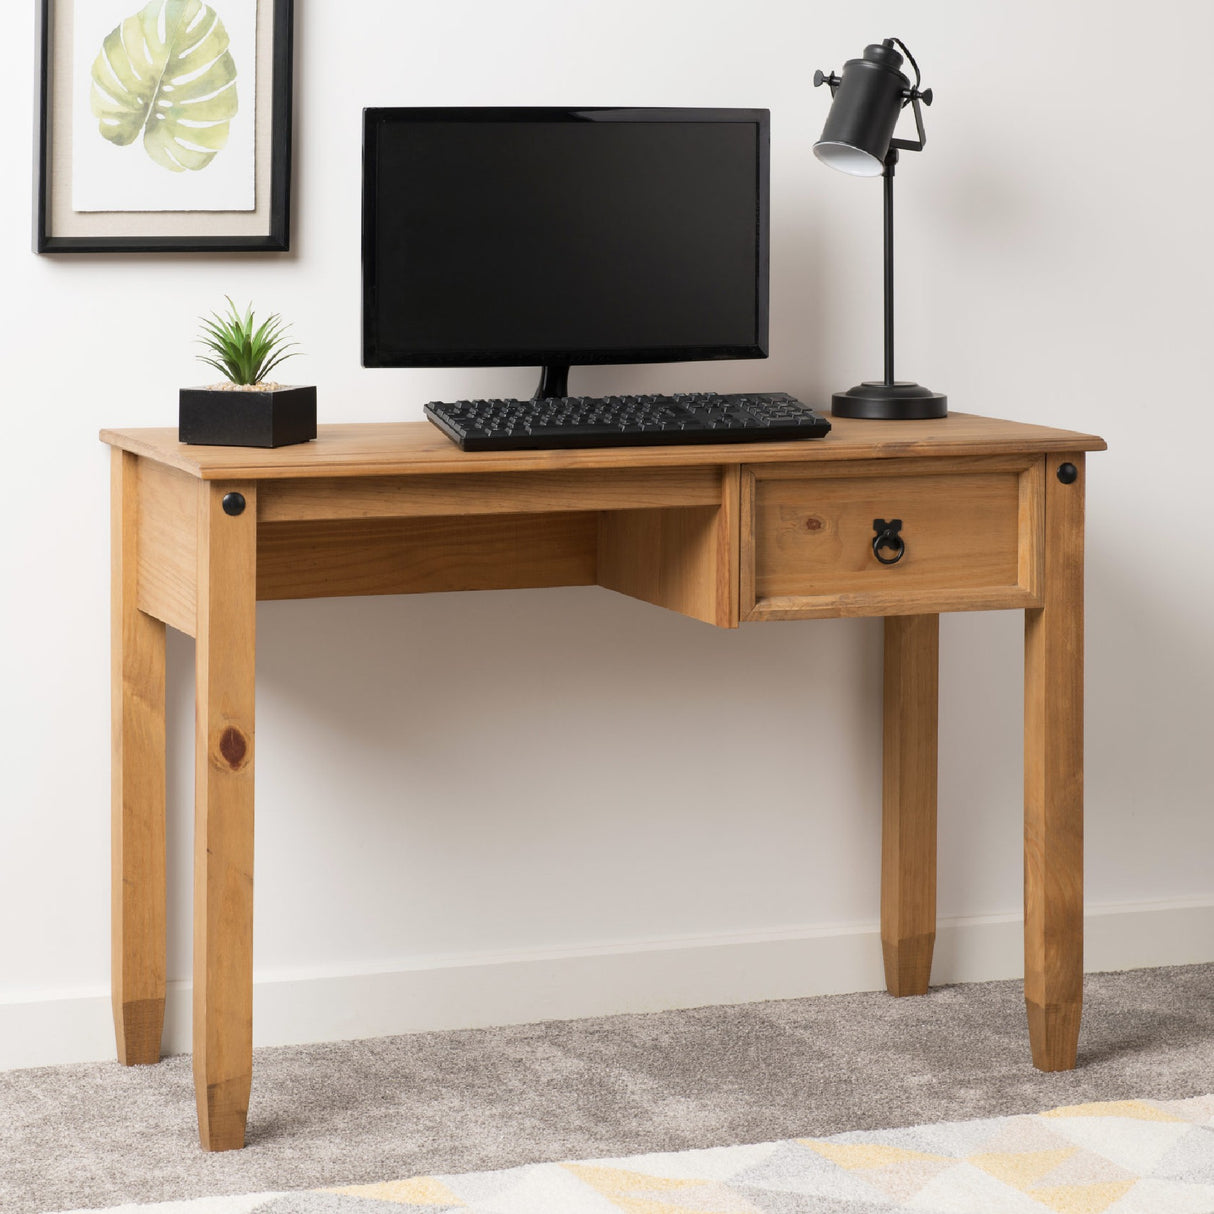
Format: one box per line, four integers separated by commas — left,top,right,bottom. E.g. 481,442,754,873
873,534,905,565
872,518,905,565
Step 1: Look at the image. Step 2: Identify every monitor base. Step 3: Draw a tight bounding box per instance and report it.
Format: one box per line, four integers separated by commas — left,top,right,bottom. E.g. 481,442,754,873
831,381,947,420
533,364,570,400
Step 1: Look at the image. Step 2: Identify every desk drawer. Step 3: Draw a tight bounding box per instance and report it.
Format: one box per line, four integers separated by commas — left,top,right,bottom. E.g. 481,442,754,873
741,455,1044,619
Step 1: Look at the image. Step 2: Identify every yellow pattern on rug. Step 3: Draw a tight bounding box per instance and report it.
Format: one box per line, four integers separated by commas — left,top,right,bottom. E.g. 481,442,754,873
325,1175,463,1205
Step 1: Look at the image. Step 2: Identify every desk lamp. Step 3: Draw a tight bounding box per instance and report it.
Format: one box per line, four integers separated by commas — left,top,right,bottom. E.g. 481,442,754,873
814,38,947,419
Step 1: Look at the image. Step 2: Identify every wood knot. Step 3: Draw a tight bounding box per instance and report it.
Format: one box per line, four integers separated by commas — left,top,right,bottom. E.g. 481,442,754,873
218,726,248,769
804,516,824,532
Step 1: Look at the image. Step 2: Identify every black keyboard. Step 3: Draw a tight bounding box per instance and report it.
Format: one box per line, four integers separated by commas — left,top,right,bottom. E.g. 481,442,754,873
424,392,831,451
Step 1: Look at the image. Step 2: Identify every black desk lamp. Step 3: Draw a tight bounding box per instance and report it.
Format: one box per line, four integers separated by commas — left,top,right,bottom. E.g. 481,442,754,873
814,38,947,419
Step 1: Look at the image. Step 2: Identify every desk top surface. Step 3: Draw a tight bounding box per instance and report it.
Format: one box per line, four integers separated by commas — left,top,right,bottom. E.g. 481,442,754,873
101,413,1106,480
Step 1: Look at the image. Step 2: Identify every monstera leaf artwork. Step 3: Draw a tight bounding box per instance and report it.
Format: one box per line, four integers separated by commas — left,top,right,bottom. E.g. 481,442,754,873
89,0,238,173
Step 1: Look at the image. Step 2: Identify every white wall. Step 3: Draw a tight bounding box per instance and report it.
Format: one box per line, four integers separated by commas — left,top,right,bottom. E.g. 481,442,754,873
3,0,1212,1069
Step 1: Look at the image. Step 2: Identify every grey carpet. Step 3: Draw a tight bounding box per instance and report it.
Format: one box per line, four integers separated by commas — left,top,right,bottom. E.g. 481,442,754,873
2,964,1212,1214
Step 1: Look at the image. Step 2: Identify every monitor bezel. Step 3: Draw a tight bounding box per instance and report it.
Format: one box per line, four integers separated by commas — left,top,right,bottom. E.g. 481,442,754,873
361,106,770,369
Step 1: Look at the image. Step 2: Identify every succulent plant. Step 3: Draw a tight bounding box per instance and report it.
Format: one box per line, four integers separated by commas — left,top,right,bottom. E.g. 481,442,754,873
196,297,300,386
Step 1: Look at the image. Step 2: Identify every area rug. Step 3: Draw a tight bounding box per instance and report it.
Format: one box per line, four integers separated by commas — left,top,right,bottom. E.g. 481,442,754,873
45,1095,1214,1214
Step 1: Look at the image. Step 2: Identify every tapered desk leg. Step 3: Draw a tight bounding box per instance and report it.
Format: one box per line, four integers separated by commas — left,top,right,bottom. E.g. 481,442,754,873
193,482,257,1151
111,450,167,1065
1024,454,1085,1071
881,614,939,997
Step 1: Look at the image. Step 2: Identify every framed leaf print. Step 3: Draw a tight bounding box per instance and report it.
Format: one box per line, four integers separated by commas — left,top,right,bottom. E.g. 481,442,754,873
35,0,293,252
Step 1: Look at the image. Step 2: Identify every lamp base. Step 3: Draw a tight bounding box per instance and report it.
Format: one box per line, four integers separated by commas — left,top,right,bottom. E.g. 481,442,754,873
831,381,948,420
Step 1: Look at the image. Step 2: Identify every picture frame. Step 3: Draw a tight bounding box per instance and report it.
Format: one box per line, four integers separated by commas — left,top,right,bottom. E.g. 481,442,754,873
34,0,294,253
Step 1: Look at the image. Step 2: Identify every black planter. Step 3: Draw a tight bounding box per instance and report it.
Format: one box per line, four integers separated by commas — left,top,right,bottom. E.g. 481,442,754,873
178,385,317,447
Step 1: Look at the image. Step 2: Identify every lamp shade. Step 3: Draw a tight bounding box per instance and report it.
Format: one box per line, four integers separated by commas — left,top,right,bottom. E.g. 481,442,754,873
814,41,910,176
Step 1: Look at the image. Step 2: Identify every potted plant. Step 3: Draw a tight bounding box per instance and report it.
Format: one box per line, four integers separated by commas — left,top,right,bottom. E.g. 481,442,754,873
179,298,317,447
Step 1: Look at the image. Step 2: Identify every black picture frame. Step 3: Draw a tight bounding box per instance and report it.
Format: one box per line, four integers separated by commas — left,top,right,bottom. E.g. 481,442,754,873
34,0,294,253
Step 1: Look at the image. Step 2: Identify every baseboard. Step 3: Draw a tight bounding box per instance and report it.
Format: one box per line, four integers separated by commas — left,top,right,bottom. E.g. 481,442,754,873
3,896,1211,1071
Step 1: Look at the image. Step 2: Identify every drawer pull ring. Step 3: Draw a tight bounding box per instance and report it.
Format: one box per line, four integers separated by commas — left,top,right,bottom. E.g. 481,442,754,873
873,518,905,565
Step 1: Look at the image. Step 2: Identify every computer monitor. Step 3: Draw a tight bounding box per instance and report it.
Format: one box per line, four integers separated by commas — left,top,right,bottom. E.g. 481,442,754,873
362,107,769,398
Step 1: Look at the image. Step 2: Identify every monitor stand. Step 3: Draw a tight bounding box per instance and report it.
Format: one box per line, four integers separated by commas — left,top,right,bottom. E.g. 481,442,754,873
532,364,570,400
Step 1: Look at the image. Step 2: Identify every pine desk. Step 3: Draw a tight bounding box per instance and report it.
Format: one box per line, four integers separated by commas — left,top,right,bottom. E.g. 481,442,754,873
101,414,1106,1150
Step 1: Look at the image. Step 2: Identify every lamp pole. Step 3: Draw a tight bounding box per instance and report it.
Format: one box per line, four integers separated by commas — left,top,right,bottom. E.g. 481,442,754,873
883,148,897,388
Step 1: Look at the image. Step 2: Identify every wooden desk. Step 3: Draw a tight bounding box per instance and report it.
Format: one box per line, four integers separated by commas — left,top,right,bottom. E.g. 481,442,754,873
101,414,1106,1151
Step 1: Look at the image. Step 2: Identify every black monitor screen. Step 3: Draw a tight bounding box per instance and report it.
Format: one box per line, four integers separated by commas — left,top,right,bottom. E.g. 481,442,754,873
362,108,769,368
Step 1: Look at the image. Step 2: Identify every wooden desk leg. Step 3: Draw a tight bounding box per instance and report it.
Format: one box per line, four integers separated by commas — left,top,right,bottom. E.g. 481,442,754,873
193,482,257,1151
111,450,167,1065
881,614,939,997
1024,453,1085,1071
